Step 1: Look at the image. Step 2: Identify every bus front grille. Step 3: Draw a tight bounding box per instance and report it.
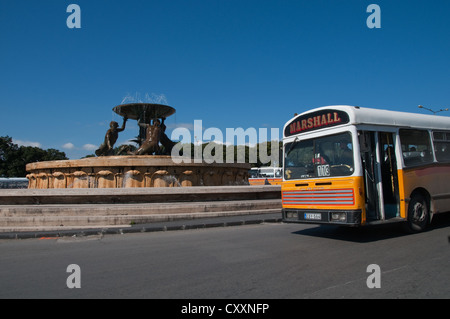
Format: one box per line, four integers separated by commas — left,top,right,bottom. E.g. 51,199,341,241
282,188,355,206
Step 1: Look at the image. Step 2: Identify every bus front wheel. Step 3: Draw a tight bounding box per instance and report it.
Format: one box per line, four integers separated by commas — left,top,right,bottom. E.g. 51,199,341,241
404,193,429,233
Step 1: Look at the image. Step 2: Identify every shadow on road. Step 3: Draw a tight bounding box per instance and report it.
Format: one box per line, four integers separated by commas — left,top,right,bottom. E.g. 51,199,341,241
291,212,450,243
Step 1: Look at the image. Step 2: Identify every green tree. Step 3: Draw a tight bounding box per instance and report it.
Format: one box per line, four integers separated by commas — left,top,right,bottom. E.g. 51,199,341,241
0,136,19,177
0,136,68,177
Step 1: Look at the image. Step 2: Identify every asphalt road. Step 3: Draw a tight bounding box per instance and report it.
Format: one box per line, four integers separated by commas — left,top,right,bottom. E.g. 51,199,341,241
0,214,449,300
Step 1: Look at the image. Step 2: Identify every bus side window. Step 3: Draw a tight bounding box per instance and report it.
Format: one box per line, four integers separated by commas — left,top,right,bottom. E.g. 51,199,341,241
435,142,450,162
433,131,450,162
400,129,433,166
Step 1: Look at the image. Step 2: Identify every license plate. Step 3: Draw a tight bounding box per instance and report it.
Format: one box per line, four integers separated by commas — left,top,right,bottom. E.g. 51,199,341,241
304,213,322,220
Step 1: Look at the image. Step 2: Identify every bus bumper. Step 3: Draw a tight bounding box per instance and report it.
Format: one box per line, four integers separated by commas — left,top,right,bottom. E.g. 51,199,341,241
282,208,362,226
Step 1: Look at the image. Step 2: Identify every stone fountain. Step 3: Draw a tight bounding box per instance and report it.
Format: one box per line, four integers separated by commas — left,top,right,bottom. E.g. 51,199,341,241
26,103,250,188
0,102,282,233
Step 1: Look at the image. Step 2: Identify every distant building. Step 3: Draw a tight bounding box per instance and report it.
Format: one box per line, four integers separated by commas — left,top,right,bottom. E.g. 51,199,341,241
0,178,29,189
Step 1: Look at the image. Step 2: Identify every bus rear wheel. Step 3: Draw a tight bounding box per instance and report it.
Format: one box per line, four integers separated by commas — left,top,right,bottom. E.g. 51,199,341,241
403,193,429,233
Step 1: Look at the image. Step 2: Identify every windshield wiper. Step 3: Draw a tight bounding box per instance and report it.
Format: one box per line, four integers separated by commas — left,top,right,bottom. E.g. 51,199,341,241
286,137,300,156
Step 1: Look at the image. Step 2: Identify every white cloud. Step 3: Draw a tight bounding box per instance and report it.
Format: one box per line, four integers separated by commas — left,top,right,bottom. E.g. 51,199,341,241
13,139,42,148
82,144,97,151
62,142,75,150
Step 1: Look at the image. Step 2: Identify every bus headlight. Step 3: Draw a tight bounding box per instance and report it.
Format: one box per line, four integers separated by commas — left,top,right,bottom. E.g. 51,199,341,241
286,211,298,219
330,212,347,222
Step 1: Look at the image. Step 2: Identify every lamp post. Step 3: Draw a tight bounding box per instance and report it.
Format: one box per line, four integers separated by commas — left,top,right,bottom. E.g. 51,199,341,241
418,105,449,114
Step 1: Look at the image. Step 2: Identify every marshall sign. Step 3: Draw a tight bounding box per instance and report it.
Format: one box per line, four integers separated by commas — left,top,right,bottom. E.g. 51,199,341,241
284,109,350,137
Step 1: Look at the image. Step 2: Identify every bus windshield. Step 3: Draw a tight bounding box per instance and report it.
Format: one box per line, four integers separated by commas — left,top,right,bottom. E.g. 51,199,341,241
284,132,354,180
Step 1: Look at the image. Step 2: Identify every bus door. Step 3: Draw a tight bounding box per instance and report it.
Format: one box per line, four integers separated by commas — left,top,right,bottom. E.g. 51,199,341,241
379,132,400,219
359,131,400,221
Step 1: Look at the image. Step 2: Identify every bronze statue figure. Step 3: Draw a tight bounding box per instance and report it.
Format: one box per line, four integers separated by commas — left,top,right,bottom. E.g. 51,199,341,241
96,103,177,157
160,117,176,155
134,118,162,155
95,117,127,156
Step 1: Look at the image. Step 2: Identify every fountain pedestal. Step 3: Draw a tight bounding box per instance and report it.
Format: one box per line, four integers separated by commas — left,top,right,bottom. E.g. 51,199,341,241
26,156,250,189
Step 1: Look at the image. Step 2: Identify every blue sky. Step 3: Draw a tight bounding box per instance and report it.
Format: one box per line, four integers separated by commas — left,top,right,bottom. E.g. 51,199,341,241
1,0,449,159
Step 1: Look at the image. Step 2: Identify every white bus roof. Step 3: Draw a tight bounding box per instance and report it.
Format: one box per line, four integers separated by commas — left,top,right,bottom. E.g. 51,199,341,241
284,105,450,138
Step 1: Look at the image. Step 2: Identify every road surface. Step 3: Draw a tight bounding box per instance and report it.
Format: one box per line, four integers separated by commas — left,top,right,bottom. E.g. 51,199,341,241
0,214,449,299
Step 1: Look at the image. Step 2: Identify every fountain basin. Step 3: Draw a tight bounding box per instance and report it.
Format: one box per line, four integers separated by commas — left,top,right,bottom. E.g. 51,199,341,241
26,156,250,189
112,103,175,121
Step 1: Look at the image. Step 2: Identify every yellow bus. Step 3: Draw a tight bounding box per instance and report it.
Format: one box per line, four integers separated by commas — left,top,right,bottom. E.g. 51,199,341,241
282,105,450,232
248,167,283,185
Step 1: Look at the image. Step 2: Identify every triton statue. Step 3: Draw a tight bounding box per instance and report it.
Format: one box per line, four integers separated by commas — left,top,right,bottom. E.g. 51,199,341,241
95,116,127,156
